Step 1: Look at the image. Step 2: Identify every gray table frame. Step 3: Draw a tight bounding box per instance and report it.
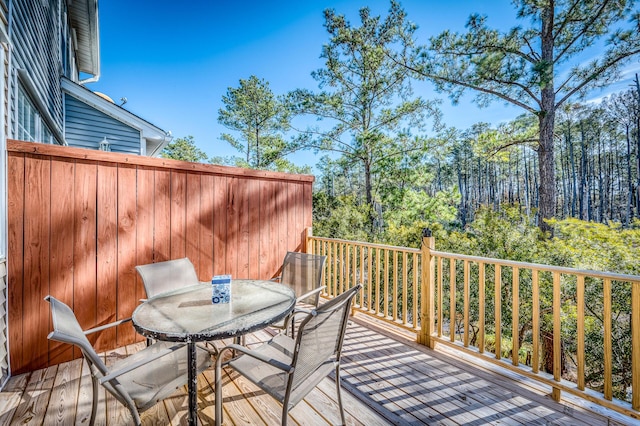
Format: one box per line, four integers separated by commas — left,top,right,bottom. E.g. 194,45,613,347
131,279,296,426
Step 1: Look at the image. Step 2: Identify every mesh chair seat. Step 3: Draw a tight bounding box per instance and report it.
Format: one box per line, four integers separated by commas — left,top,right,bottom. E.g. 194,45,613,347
103,340,211,413
228,333,336,407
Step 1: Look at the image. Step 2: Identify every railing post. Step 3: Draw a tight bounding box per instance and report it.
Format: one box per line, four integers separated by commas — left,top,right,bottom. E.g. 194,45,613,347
632,281,639,410
419,229,435,348
304,227,312,254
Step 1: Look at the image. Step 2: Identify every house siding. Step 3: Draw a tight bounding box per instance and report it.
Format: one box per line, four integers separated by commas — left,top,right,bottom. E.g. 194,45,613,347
9,0,64,139
65,94,141,153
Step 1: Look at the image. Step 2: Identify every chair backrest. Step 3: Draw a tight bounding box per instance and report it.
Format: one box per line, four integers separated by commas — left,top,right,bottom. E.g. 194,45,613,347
46,295,109,376
136,257,200,298
280,251,327,306
290,284,361,388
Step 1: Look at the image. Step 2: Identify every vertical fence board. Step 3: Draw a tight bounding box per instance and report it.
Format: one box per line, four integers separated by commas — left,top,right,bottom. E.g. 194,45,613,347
95,162,118,352
248,179,260,279
153,169,171,263
200,174,215,281
136,167,154,306
213,175,227,276
185,173,201,275
276,181,287,268
48,159,74,365
7,153,24,372
116,165,137,347
170,171,187,259
74,162,98,351
237,178,250,279
258,179,271,279
23,155,50,370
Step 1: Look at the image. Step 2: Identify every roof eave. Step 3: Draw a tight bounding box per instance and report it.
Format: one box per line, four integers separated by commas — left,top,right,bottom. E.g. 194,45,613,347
68,0,100,78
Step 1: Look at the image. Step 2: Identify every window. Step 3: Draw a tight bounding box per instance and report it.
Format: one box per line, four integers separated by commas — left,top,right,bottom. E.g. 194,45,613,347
17,86,54,144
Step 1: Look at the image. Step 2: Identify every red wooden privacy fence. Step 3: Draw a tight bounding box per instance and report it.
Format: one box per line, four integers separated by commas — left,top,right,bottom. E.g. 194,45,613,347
6,140,313,374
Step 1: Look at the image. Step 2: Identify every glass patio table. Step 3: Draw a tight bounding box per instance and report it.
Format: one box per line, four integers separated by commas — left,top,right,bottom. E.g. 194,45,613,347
132,279,296,426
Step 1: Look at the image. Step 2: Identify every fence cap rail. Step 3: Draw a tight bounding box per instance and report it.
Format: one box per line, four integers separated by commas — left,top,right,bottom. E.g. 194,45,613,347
7,140,314,183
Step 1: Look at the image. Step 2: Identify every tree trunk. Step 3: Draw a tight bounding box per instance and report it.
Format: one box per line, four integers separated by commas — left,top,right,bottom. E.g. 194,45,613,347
364,160,375,233
537,4,556,235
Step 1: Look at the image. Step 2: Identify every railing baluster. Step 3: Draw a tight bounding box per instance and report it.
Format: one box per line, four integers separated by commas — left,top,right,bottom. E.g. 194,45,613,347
450,258,456,343
532,269,539,374
339,243,344,294
577,275,585,391
633,280,640,410
375,248,381,316
438,256,443,337
512,267,519,366
345,243,351,290
367,246,373,311
478,262,485,353
413,252,419,331
463,260,470,347
495,265,501,360
358,244,369,309
604,278,612,401
552,271,561,402
384,249,390,319
393,251,399,322
403,251,408,325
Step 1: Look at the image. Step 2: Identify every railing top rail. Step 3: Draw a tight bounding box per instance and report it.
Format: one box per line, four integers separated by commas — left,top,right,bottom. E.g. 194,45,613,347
431,249,640,282
308,235,421,254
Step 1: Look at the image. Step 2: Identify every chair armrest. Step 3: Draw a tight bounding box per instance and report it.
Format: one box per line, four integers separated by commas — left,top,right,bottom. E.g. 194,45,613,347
296,285,326,303
99,343,185,384
216,344,293,373
84,317,132,335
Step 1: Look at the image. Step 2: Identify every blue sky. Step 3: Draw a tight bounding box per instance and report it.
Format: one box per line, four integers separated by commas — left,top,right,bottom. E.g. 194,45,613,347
90,0,638,169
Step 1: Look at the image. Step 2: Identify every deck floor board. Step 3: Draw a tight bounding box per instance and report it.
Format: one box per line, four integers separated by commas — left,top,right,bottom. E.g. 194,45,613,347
0,317,636,425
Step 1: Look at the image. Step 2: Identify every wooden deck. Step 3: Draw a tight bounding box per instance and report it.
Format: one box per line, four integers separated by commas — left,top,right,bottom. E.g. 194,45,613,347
0,316,636,426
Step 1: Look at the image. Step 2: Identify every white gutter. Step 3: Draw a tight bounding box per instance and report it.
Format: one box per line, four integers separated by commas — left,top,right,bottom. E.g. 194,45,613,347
78,72,100,85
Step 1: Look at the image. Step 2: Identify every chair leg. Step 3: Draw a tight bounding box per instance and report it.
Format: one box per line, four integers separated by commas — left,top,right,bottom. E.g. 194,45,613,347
335,364,346,426
90,375,99,426
214,352,226,426
282,404,289,426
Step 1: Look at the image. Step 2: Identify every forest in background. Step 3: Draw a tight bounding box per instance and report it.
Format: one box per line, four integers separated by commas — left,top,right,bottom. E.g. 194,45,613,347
160,1,640,402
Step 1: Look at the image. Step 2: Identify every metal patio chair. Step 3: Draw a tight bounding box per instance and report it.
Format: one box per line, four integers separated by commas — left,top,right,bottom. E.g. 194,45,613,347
271,251,327,336
135,257,206,299
46,295,211,426
214,284,361,426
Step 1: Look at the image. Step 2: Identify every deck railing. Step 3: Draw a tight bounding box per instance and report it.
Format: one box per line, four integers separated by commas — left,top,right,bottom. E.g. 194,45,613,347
307,231,640,421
